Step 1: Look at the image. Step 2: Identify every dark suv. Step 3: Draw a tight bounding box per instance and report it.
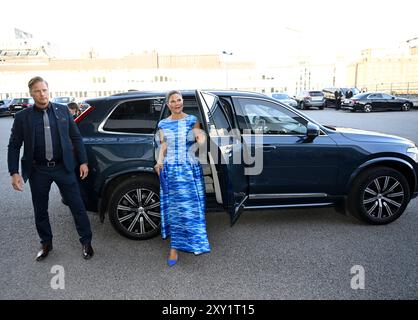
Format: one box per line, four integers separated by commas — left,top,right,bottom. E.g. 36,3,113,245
74,90,418,240
9,97,34,116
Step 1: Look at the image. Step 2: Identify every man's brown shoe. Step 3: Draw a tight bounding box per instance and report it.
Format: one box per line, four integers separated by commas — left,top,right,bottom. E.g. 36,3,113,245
36,244,53,261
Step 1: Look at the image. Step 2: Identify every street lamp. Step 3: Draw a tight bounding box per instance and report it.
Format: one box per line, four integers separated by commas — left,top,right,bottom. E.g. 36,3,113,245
222,51,233,89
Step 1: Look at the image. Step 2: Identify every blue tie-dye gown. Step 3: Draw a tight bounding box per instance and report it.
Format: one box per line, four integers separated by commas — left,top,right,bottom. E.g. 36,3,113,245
157,114,210,254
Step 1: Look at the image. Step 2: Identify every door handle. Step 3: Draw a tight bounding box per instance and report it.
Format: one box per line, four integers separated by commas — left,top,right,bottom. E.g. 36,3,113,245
263,145,277,152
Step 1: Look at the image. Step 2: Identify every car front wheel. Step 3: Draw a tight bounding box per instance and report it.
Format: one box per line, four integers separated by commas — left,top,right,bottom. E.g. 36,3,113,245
348,167,410,225
108,176,161,240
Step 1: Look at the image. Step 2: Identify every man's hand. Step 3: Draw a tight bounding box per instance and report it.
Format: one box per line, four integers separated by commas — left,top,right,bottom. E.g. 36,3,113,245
11,173,24,191
79,163,89,180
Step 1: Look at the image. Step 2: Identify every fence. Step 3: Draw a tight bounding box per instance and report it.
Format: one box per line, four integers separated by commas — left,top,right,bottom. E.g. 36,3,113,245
359,82,418,96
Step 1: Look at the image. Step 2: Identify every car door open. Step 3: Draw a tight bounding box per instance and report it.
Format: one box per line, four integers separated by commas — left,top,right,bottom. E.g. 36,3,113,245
195,90,248,226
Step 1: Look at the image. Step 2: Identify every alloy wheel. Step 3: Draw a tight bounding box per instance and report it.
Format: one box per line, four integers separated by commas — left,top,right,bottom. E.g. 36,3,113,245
362,175,405,220
401,103,410,111
363,104,372,112
116,188,161,236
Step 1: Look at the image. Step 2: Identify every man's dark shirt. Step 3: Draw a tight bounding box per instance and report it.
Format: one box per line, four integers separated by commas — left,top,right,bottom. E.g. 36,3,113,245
33,103,63,163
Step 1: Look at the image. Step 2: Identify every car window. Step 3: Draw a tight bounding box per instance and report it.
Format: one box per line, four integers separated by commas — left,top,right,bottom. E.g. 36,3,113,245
368,94,382,99
209,101,231,136
309,91,324,97
54,97,73,103
381,93,393,99
235,98,307,135
353,93,367,99
103,98,164,134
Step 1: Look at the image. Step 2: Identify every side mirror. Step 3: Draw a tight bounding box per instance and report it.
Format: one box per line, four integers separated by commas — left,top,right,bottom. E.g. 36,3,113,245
306,122,320,138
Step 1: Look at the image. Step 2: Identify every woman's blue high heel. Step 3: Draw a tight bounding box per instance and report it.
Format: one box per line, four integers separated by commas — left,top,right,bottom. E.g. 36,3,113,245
167,252,178,267
167,258,177,267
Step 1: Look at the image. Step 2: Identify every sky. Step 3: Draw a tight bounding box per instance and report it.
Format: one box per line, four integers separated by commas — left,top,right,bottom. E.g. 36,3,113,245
1,0,417,65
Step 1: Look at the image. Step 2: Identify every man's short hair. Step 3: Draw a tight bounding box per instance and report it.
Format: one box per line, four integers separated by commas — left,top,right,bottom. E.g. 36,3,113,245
28,76,48,90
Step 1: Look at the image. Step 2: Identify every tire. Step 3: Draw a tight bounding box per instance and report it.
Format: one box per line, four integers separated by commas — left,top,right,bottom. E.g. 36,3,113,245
401,103,411,111
108,175,161,240
347,167,410,225
363,104,372,112
319,104,324,110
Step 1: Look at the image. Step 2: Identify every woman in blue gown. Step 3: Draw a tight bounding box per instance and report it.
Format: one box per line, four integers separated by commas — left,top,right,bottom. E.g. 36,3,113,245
154,90,210,266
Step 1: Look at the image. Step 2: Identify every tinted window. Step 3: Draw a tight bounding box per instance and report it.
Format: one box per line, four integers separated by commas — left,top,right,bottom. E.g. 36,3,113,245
210,102,231,135
103,98,163,134
368,94,382,99
381,93,393,99
235,98,307,135
353,93,368,99
11,98,33,104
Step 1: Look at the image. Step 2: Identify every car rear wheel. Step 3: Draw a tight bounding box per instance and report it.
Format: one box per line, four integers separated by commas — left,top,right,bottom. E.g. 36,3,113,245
363,104,372,112
108,176,161,240
401,103,411,111
347,167,410,225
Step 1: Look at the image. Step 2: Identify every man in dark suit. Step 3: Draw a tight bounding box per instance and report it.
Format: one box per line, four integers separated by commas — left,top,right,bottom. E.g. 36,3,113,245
334,90,342,110
8,76,94,261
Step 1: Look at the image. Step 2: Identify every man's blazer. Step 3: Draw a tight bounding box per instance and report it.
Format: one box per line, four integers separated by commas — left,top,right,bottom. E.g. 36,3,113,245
7,102,88,182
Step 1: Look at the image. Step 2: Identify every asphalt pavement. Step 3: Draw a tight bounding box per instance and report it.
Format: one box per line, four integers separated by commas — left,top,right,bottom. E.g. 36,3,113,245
0,108,417,300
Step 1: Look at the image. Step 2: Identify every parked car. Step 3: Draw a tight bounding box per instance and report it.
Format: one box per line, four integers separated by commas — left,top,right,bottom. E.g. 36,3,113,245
323,87,360,108
51,96,76,105
73,90,418,240
341,92,414,112
294,90,325,109
9,97,34,116
0,99,12,116
270,93,298,107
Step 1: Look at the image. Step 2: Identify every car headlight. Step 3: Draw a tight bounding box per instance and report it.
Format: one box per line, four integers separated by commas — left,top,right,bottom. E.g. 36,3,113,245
407,146,418,162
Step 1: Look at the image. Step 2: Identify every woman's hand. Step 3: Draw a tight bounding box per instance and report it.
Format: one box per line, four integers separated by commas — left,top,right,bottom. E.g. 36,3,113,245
154,163,163,176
